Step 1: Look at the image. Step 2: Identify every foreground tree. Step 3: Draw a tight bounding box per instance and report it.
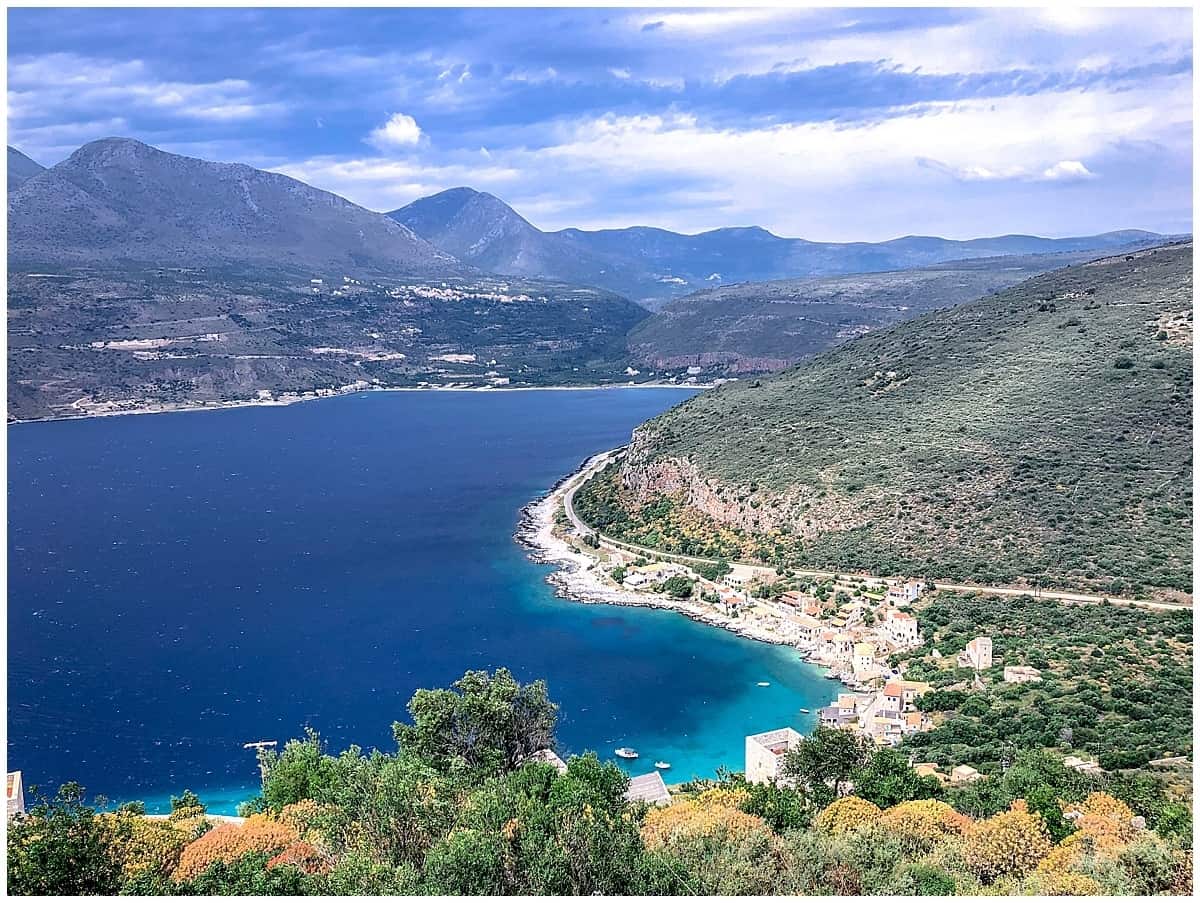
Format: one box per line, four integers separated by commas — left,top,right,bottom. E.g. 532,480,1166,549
783,726,869,809
6,783,127,896
394,668,558,776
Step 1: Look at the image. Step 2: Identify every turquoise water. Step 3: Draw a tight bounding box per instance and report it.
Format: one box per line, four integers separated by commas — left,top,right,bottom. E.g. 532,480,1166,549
8,389,834,814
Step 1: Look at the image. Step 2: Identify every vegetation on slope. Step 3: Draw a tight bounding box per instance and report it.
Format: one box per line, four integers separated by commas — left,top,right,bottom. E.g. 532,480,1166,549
627,252,1124,374
7,670,1192,896
599,244,1193,592
896,594,1193,775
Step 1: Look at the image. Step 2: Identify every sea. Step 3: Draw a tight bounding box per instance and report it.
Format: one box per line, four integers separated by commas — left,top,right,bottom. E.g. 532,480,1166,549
7,388,834,814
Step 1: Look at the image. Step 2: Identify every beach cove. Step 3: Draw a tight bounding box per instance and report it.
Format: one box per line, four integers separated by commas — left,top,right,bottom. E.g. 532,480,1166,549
8,388,835,814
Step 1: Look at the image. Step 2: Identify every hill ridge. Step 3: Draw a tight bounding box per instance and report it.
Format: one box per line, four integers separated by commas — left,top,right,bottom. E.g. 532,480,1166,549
576,242,1193,594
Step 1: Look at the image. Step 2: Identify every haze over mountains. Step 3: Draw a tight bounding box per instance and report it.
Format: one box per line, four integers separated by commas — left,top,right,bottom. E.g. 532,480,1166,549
390,186,1170,303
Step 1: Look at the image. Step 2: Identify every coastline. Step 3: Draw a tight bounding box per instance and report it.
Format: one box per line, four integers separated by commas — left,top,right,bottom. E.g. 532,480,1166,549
8,381,710,426
514,453,835,655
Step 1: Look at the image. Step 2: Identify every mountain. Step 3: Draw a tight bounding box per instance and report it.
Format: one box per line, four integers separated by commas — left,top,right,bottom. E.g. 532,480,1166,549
391,185,1172,302
7,139,650,421
9,137,459,275
575,242,1193,594
627,249,1140,375
388,187,650,294
7,146,44,191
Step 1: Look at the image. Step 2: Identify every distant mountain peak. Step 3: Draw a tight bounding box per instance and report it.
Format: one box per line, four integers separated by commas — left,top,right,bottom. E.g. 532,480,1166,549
8,146,46,191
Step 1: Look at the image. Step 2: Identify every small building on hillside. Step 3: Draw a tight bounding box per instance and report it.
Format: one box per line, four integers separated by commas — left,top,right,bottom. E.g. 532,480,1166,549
885,579,924,607
1003,665,1042,684
852,642,880,682
883,609,921,648
745,727,802,785
951,764,983,785
820,706,857,729
960,637,993,670
899,679,931,708
625,772,672,806
7,771,24,819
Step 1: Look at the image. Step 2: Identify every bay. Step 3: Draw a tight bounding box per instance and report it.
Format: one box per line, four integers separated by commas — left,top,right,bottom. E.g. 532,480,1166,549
7,389,832,813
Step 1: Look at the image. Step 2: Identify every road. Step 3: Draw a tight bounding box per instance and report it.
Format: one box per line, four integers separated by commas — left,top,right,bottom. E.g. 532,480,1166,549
559,449,1190,613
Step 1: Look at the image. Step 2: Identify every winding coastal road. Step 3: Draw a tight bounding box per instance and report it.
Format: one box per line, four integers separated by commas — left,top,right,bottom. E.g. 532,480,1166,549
559,449,1190,613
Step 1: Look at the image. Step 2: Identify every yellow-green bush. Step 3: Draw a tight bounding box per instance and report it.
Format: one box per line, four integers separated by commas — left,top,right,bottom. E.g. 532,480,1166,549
963,801,1052,883
815,796,882,835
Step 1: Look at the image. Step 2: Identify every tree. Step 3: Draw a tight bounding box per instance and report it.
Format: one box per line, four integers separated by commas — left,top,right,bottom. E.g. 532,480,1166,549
6,782,127,896
260,729,339,811
660,575,695,599
394,668,558,777
783,727,869,809
851,748,940,809
695,559,732,581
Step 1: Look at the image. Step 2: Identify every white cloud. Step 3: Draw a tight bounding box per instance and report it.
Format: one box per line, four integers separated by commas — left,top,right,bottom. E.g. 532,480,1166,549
7,53,283,124
367,112,423,150
275,73,1189,239
1038,160,1096,182
631,8,809,35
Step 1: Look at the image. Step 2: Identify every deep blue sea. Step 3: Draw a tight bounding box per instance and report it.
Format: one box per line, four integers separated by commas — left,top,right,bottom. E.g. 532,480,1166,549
8,389,833,814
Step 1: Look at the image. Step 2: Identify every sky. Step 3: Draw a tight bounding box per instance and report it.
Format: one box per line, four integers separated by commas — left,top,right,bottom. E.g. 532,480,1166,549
6,5,1194,241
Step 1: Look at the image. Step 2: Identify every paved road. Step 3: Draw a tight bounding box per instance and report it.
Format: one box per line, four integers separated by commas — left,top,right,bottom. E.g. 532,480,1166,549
559,449,1190,613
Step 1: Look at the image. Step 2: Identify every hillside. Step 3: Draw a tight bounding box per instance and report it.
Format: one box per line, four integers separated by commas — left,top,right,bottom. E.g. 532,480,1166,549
7,146,44,191
9,138,458,275
627,251,1124,374
6,140,655,420
7,267,647,421
578,243,1193,593
392,185,1172,303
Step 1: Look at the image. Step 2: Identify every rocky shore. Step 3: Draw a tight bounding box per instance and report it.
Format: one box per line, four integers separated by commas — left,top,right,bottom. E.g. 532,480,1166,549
514,457,801,649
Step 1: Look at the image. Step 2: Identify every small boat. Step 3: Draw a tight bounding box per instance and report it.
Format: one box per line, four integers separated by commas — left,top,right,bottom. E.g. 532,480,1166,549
757,681,771,687
614,747,639,759
654,761,671,770
799,708,810,714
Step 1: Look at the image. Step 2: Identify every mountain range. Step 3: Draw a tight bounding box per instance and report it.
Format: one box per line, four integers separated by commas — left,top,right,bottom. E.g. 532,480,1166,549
390,186,1170,303
8,138,457,276
5,137,1185,420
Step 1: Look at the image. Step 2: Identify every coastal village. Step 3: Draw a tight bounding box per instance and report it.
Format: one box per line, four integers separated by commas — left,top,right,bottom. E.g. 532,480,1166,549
529,464,1108,803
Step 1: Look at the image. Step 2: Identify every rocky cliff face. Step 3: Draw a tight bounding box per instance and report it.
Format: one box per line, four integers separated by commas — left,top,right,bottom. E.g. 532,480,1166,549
616,428,872,539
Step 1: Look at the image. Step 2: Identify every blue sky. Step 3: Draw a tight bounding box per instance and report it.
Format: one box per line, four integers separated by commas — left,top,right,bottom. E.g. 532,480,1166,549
7,6,1193,240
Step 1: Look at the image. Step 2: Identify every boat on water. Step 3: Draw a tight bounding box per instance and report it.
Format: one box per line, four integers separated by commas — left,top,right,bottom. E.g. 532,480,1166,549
757,681,770,687
799,708,810,714
615,747,639,759
654,761,671,770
